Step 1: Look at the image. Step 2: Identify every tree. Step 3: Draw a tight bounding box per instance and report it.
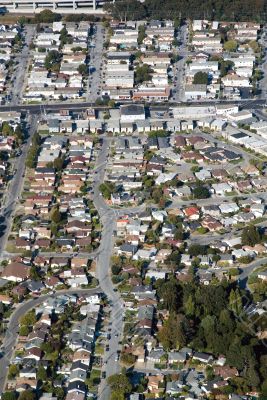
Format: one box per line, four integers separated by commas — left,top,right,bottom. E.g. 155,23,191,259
107,373,132,397
78,64,88,76
220,59,234,77
59,26,72,46
261,379,267,397
135,64,153,84
224,40,238,52
1,122,14,136
111,264,121,275
188,244,208,257
30,266,41,281
249,40,260,53
157,280,181,312
37,365,47,381
137,24,146,45
34,10,61,23
229,289,243,316
184,294,195,317
192,185,210,199
99,182,115,199
19,325,30,336
103,0,146,20
50,207,61,224
104,0,264,22
18,391,36,400
241,225,261,246
120,352,136,365
1,392,17,400
193,71,208,85
20,310,36,326
53,156,64,171
14,126,24,143
151,187,164,204
157,313,186,350
8,364,19,379
44,50,61,71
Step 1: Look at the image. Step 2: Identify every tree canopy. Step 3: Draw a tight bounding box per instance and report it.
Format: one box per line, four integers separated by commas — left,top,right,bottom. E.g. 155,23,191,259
241,225,261,246
108,373,132,399
135,64,153,84
193,71,209,85
105,0,265,21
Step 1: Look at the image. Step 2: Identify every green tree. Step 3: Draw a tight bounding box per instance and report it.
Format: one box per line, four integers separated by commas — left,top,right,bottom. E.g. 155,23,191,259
50,207,61,224
220,59,234,77
78,64,88,76
19,325,30,336
8,365,19,379
241,225,261,246
34,10,61,23
188,244,207,257
99,182,115,199
18,391,36,400
1,392,17,400
103,0,146,20
14,125,24,143
135,64,153,84
229,289,243,316
37,365,47,381
261,379,267,397
158,313,186,350
193,71,208,85
107,373,132,397
137,24,146,45
224,39,238,52
53,156,64,171
30,266,41,281
192,185,210,199
20,310,36,326
1,122,14,136
184,294,195,317
44,50,61,71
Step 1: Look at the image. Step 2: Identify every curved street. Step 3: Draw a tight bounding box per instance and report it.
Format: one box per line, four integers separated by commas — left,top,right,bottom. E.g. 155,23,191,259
0,287,101,393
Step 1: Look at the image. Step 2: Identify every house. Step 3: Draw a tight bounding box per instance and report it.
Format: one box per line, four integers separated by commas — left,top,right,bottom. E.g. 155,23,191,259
147,374,164,396
214,365,238,380
1,262,30,282
257,271,267,281
212,182,233,195
168,351,187,364
193,352,213,364
183,206,200,220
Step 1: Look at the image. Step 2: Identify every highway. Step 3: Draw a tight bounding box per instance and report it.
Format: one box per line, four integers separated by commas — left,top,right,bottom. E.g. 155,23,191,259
0,98,266,114
0,287,101,393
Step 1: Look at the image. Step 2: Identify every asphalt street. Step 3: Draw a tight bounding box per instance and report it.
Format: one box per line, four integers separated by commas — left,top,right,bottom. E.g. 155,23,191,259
0,287,101,393
91,137,124,400
9,25,36,106
0,114,38,259
0,98,266,114
87,24,105,102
